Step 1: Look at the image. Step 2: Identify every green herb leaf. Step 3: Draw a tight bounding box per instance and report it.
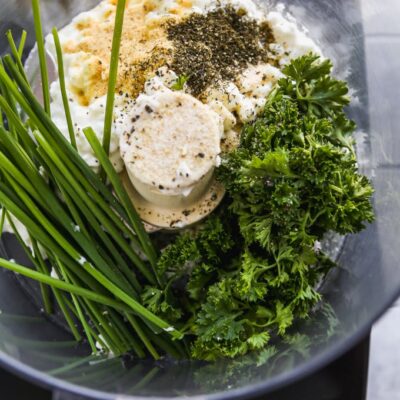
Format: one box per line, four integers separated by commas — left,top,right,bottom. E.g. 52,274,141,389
171,74,189,91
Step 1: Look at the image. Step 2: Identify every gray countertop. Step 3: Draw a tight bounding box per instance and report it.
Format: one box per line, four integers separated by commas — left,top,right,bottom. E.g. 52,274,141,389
363,0,400,398
368,300,400,399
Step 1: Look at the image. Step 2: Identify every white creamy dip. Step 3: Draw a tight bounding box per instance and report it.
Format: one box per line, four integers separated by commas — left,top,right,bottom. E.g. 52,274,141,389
49,80,126,172
146,0,265,21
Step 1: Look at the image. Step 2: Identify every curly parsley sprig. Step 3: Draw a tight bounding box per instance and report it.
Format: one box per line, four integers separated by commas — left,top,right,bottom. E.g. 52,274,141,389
153,54,374,360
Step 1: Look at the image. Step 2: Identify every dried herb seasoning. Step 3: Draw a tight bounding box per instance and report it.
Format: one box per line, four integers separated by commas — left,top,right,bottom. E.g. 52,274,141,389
166,6,274,96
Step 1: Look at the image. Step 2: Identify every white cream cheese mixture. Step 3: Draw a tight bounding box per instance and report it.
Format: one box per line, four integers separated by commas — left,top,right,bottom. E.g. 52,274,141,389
44,0,321,174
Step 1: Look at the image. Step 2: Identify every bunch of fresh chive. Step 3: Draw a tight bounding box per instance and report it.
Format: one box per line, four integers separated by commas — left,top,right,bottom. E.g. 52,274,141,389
0,0,185,359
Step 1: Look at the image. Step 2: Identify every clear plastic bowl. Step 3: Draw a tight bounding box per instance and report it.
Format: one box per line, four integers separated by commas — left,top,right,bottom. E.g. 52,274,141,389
0,0,399,399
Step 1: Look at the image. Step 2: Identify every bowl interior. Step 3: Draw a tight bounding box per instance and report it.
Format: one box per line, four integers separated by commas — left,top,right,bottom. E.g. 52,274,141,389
0,0,399,399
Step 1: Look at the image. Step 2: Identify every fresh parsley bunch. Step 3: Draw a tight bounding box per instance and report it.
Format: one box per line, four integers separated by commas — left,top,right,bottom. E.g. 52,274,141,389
149,54,374,360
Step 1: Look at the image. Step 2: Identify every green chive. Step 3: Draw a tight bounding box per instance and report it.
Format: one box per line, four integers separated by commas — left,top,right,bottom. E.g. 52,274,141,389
5,213,52,315
0,59,128,221
0,97,37,155
83,128,159,277
0,59,19,136
18,30,27,58
35,143,140,295
56,258,96,351
102,0,126,157
80,263,182,339
125,313,160,360
0,208,5,235
52,28,76,149
30,235,53,314
31,0,51,115
107,309,146,358
6,30,29,84
51,275,83,341
36,140,147,288
53,171,142,293
0,257,132,312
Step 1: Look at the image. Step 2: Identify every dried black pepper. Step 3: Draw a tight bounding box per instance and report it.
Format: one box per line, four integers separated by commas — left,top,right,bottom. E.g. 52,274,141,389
166,6,274,95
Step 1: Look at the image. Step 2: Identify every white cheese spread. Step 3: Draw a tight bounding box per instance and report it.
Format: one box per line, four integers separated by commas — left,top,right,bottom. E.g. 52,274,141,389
49,79,126,172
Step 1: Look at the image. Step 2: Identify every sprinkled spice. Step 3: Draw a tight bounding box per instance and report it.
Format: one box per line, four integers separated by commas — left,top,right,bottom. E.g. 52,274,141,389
166,6,274,95
119,47,173,99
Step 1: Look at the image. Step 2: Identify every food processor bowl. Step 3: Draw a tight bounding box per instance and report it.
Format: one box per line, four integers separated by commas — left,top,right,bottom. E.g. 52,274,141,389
0,0,399,399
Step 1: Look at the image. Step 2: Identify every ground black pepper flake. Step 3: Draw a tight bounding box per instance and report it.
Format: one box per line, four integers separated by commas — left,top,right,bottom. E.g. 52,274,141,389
166,6,274,95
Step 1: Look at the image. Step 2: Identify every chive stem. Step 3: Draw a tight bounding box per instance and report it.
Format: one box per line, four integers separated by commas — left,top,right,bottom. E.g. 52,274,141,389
30,236,53,315
0,208,5,235
0,257,132,312
83,127,160,280
18,30,27,58
6,30,29,84
53,281,83,341
125,313,160,360
4,212,52,315
52,28,76,149
102,0,126,158
56,258,97,353
31,0,51,115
